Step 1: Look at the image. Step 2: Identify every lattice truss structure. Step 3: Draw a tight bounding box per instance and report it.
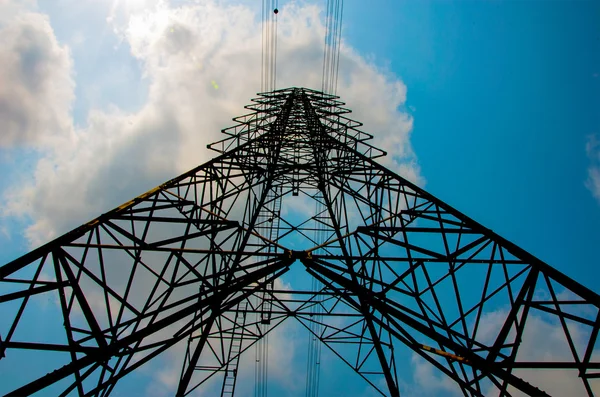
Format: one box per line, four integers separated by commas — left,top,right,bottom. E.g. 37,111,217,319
1,87,600,397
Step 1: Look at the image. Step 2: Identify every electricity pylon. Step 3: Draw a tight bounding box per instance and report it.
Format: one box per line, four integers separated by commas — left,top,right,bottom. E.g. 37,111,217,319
1,87,600,397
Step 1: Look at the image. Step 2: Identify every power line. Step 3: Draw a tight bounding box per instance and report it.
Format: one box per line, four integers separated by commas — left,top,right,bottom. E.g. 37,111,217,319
321,0,344,95
333,0,343,96
262,0,279,93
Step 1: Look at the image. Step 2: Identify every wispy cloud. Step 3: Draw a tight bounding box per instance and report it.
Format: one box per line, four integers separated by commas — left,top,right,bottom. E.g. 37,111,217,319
585,134,600,205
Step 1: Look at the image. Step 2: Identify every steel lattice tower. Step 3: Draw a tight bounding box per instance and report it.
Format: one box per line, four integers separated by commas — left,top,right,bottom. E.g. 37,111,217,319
1,87,600,397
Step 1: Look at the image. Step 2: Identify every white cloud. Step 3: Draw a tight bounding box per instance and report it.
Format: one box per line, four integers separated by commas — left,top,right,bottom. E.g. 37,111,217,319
586,134,600,205
396,305,600,396
0,10,74,148
479,309,599,396
399,353,461,397
0,0,36,24
2,0,419,248
137,277,302,397
0,0,421,395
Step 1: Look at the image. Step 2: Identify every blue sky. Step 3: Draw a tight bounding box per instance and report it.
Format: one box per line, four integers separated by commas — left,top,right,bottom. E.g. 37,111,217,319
344,0,600,284
1,0,599,396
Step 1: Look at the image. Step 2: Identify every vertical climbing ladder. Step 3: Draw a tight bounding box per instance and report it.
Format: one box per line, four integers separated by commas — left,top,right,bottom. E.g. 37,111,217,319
255,185,282,325
220,301,249,397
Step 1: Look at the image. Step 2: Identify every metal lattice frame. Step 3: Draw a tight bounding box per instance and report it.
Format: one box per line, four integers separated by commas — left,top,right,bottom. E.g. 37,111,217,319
1,87,599,396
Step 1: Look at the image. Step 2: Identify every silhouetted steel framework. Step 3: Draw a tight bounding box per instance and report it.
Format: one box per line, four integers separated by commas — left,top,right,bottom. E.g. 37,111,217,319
1,87,600,397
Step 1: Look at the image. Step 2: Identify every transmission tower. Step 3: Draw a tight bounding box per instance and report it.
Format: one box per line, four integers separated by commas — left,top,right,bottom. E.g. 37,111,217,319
1,87,599,397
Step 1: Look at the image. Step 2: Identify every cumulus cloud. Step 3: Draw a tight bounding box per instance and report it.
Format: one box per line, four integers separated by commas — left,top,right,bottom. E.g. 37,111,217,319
137,278,302,397
477,309,598,396
0,0,420,394
0,0,36,24
0,10,74,148
586,135,600,205
396,305,600,396
399,354,461,397
2,0,419,248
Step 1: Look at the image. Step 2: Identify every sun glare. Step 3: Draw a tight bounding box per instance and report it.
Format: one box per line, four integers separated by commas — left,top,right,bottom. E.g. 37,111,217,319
123,0,150,7
119,0,171,44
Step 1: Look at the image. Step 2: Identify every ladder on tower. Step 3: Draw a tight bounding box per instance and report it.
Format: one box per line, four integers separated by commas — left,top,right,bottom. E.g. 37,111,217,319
220,301,249,397
258,185,282,325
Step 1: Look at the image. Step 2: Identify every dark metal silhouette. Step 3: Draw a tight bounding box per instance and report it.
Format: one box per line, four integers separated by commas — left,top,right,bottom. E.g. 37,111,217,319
1,87,599,396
